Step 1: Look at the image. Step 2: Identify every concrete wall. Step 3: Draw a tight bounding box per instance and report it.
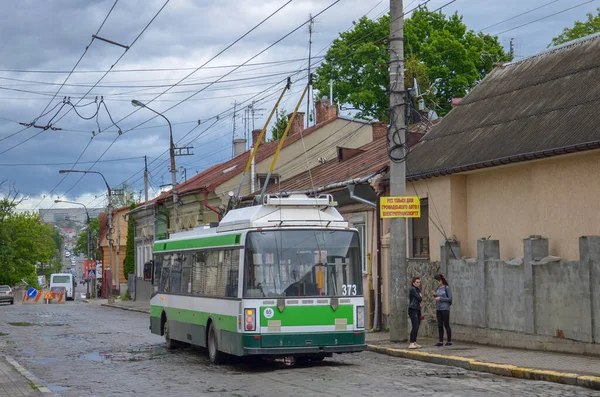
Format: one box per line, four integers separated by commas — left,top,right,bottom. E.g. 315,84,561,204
134,278,154,302
407,150,600,261
486,259,525,333
437,236,600,355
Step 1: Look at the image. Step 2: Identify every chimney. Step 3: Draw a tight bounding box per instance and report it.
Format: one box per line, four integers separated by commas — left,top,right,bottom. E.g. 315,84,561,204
252,129,265,147
287,112,304,136
233,138,246,157
315,98,338,124
371,121,387,141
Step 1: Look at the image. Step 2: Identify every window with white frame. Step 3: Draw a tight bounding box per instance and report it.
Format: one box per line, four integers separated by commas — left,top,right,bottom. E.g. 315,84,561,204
256,173,280,191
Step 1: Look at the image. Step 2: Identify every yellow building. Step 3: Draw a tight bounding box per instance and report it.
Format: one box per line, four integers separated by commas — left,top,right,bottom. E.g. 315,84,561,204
404,33,600,262
98,206,130,291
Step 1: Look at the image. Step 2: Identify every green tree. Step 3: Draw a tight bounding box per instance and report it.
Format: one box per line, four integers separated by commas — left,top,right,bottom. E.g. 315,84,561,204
73,217,101,260
0,186,60,286
123,203,136,281
269,109,288,141
550,8,600,47
313,7,510,119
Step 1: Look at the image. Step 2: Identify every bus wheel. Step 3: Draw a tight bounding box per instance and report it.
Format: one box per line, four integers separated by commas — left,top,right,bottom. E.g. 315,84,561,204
164,318,177,350
207,322,224,365
294,356,310,366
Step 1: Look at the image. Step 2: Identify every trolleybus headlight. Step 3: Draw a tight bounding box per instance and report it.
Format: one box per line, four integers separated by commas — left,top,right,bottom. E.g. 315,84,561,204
356,306,364,329
245,308,256,331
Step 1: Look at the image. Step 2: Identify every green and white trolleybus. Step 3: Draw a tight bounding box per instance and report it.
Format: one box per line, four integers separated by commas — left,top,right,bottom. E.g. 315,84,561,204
149,194,366,364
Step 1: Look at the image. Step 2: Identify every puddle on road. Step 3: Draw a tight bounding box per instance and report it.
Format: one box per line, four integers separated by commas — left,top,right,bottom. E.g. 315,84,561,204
80,346,170,363
31,357,62,365
46,384,71,392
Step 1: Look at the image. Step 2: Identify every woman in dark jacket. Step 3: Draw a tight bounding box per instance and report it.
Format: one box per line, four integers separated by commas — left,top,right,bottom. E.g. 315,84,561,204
408,277,422,349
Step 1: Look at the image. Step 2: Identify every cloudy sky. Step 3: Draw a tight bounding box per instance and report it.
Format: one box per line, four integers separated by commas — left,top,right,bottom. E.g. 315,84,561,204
1,0,597,211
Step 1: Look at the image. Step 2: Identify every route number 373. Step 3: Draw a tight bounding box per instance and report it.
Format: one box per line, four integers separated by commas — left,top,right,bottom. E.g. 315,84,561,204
341,284,357,296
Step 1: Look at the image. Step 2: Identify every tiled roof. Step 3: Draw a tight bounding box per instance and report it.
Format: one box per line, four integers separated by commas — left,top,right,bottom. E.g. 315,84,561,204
406,33,600,181
154,116,359,201
257,121,434,194
267,136,389,193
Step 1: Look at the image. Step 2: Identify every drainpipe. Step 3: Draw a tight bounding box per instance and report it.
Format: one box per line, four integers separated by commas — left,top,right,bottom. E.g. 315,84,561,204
375,190,383,331
347,184,376,208
204,191,222,221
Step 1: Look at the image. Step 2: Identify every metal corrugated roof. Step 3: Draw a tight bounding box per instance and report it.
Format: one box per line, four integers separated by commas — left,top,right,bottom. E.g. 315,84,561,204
407,34,600,180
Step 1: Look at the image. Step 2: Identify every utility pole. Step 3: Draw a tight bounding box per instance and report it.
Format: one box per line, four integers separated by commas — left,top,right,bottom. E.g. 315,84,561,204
232,101,238,158
143,156,148,202
509,37,515,59
244,106,248,150
307,14,314,128
388,0,408,342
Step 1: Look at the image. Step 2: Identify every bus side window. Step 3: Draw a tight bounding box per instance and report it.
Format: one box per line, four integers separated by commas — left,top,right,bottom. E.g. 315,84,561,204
192,251,206,295
226,249,239,298
159,254,171,293
153,255,163,287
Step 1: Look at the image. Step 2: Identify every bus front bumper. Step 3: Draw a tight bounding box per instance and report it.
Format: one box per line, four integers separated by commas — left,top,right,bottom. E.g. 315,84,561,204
243,344,367,355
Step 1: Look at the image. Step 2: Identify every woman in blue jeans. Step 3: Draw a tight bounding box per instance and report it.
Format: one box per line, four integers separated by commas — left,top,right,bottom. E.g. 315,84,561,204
408,277,422,349
432,274,453,346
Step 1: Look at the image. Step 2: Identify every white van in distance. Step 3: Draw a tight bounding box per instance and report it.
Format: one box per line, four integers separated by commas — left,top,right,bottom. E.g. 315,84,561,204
50,273,75,301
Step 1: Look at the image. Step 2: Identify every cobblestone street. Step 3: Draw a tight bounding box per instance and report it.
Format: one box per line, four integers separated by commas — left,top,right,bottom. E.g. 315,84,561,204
0,301,598,397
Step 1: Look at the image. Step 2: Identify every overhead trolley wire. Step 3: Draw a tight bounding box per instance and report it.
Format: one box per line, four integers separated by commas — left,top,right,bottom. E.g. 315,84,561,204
35,0,120,121
491,0,598,36
45,1,343,208
31,0,172,210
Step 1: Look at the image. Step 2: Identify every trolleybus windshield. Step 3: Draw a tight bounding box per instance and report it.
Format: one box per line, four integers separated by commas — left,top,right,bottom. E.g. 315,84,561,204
244,230,362,298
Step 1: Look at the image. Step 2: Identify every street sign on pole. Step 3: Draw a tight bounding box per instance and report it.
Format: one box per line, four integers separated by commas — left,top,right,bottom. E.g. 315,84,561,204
27,288,38,299
87,269,96,278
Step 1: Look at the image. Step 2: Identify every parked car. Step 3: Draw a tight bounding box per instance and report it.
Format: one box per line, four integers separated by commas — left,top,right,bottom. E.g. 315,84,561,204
0,285,14,305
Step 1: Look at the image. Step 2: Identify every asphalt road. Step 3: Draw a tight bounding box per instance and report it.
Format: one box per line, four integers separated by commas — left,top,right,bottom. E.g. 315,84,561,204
0,299,598,397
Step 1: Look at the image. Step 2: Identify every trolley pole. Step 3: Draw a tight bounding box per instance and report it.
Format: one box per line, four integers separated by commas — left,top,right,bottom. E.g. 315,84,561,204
388,0,408,342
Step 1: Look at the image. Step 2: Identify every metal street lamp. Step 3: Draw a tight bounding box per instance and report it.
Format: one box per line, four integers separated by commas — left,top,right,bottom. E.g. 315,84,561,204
131,99,179,232
58,169,115,301
55,199,92,298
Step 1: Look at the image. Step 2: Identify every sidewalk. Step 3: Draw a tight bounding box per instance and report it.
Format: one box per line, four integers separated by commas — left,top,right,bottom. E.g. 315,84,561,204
366,332,600,390
83,297,150,314
0,355,57,396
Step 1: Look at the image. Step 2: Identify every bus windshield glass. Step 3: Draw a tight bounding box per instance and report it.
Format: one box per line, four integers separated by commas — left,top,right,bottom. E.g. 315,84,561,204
52,275,71,283
244,230,362,298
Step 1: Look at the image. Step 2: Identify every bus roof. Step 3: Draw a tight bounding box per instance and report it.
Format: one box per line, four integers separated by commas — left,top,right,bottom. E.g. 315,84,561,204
217,194,348,233
154,194,350,248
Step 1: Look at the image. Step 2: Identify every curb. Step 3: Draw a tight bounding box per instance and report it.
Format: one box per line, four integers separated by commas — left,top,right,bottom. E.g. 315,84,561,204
367,345,600,391
100,303,150,314
4,355,58,395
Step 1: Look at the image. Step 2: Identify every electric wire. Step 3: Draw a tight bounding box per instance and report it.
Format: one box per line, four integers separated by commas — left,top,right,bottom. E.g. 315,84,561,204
36,1,367,208
477,0,560,32
0,57,322,75
492,0,598,36
31,1,174,209
34,0,119,121
52,0,172,127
